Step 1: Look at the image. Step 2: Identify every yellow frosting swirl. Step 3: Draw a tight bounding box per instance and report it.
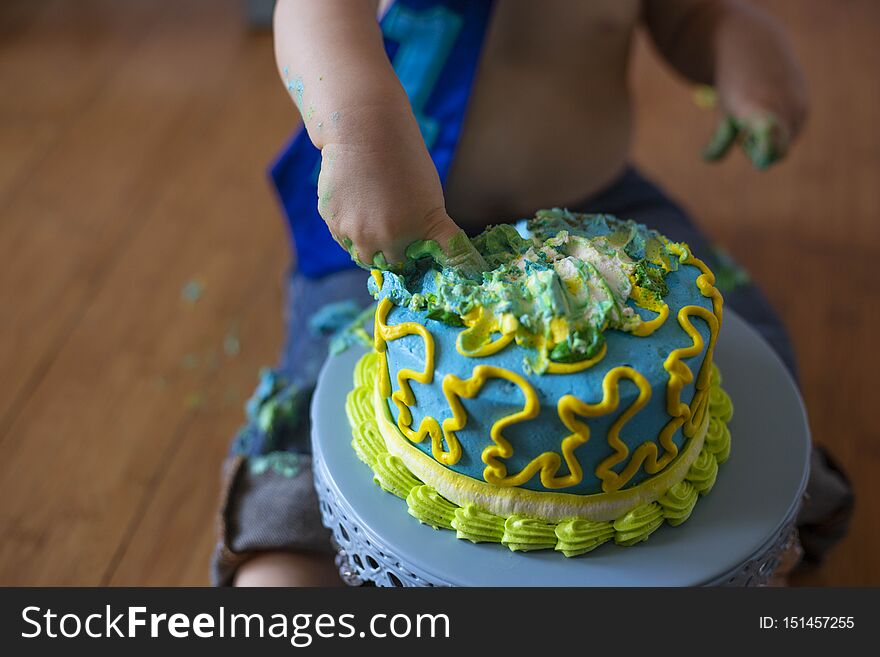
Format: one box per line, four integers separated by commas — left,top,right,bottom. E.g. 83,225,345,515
452,504,505,543
658,480,699,526
554,518,615,556
406,485,457,530
708,386,734,423
502,515,559,552
686,447,719,495
613,502,664,546
372,453,421,499
704,416,731,464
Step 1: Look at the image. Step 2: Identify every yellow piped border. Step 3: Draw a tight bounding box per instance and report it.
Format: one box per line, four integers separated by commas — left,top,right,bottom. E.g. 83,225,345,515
375,382,709,522
557,366,670,494
661,245,723,443
374,296,462,465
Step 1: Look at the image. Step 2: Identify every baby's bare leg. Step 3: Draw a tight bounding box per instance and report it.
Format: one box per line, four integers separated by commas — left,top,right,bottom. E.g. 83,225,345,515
235,552,343,587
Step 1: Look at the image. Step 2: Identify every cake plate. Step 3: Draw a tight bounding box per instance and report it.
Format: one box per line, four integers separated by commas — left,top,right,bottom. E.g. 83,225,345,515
311,309,810,587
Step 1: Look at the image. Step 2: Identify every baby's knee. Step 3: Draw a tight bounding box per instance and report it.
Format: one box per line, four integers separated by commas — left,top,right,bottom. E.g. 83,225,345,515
234,551,342,587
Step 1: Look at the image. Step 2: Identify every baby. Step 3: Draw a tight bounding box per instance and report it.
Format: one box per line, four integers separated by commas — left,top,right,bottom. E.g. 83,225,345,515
212,0,849,586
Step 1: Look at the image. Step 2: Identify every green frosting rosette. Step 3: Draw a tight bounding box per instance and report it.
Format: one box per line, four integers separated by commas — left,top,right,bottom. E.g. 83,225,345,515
502,515,558,552
554,518,615,557
353,351,379,388
406,485,457,530
345,386,373,426
708,385,734,423
704,416,731,464
658,480,699,527
351,420,385,468
613,502,664,546
452,504,505,543
372,453,421,499
710,362,722,388
686,447,719,495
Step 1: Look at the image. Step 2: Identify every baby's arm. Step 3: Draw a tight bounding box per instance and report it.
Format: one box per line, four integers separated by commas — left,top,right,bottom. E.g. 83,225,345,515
274,0,464,269
643,0,808,166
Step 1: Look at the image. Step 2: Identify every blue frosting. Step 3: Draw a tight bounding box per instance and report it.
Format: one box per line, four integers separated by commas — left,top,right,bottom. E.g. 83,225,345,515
373,213,715,495
378,263,712,494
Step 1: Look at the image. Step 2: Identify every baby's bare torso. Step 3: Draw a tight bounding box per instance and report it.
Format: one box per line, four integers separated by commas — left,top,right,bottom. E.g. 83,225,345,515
439,0,641,229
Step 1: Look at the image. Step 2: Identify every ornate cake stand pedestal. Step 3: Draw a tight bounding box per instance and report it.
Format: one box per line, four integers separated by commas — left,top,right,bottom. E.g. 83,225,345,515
311,310,810,587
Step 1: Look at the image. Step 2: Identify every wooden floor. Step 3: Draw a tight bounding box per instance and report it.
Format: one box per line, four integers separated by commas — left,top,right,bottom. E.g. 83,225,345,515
0,0,876,586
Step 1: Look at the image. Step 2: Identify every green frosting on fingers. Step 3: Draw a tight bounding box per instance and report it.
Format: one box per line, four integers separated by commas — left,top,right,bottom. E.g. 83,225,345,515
341,230,488,281
451,504,505,543
404,238,445,262
341,237,399,273
372,453,421,499
406,485,457,530
613,502,664,546
436,230,490,280
702,115,740,162
702,113,783,170
658,480,699,526
501,515,558,552
686,448,719,495
554,518,615,557
741,113,782,171
406,229,489,281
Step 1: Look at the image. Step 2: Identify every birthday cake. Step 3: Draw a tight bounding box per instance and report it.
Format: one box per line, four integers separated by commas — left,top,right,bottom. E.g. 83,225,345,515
345,209,732,555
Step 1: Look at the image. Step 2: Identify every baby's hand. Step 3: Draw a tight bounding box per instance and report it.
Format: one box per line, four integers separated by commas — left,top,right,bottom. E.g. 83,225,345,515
318,107,486,276
710,4,808,168
318,121,453,268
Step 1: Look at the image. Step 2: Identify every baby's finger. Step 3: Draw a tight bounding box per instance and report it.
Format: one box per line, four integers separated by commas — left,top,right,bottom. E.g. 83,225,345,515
740,113,788,170
702,115,741,162
438,229,489,280
406,217,488,280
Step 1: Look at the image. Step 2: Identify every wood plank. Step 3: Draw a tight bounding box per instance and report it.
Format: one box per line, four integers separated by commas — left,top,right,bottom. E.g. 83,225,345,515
0,0,294,585
0,0,161,199
0,0,238,442
106,35,298,587
106,276,286,586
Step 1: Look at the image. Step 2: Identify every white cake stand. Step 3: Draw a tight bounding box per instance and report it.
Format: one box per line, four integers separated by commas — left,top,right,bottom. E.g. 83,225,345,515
311,309,810,586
